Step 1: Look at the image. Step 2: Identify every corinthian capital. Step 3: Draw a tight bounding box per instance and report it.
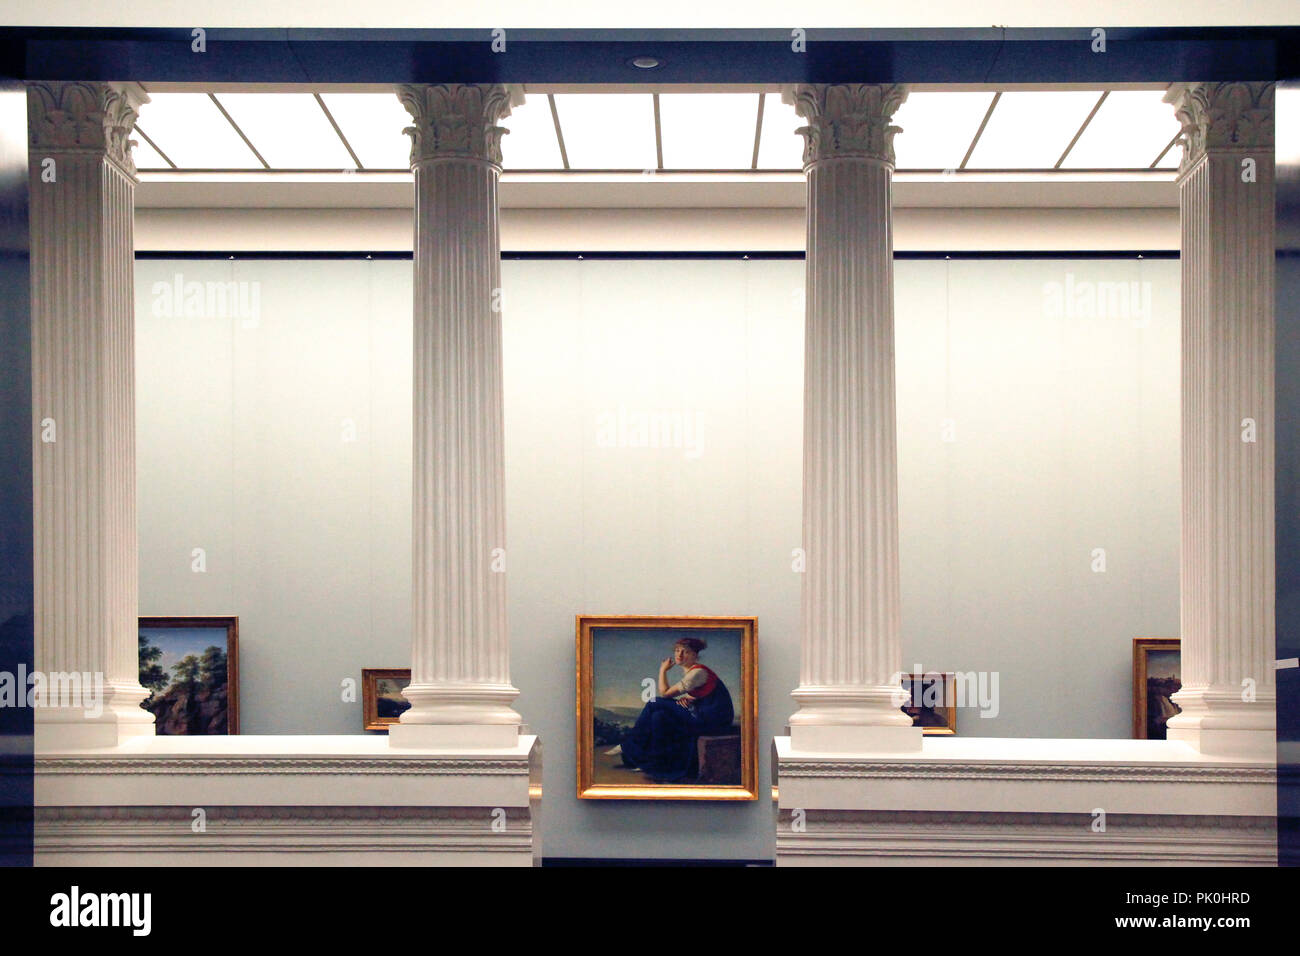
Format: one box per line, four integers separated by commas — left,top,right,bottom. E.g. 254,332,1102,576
27,81,149,177
397,84,524,167
1164,82,1275,173
783,84,908,168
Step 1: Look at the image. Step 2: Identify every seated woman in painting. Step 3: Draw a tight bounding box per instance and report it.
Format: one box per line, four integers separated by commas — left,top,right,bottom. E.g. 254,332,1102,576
612,636,734,782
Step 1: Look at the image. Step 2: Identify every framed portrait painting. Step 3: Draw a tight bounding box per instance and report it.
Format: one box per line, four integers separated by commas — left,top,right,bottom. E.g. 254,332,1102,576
138,616,239,734
577,615,758,801
901,671,957,735
362,668,412,731
1133,638,1181,739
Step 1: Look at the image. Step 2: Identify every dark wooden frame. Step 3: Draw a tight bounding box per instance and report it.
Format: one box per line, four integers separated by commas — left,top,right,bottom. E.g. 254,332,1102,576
138,615,240,734
362,667,411,732
576,614,758,801
1133,637,1181,739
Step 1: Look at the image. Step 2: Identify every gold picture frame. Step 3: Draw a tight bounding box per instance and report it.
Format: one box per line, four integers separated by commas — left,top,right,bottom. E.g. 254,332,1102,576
577,614,758,801
1133,638,1181,739
362,667,411,732
901,671,957,735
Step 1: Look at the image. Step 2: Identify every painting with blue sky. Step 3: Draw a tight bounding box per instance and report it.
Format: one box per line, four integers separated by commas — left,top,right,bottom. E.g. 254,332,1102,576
593,626,742,718
138,620,236,734
140,627,227,679
580,617,756,798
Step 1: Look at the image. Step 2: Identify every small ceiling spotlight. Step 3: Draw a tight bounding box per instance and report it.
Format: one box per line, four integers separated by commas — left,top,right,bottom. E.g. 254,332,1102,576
631,56,661,69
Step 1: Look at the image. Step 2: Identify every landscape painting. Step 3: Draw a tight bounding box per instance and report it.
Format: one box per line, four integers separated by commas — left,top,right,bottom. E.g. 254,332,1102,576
577,615,758,801
1133,637,1181,739
362,668,411,731
138,616,238,734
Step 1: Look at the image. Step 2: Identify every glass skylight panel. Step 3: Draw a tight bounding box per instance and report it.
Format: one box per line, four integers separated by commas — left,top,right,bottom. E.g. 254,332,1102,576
129,132,171,170
892,91,997,170
1279,88,1300,169
213,93,355,169
1060,91,1182,169
552,93,656,169
658,93,758,169
755,94,805,169
133,93,262,169
317,93,414,169
500,95,564,169
964,91,1101,169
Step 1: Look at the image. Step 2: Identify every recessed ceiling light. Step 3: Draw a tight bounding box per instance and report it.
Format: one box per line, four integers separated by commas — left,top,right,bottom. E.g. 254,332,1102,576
631,56,661,69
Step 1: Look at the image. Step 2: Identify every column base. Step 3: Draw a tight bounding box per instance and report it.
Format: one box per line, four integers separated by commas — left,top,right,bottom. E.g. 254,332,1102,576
388,723,520,749
1167,687,1275,758
788,684,922,753
1166,726,1275,759
789,724,923,753
389,682,522,749
34,704,155,751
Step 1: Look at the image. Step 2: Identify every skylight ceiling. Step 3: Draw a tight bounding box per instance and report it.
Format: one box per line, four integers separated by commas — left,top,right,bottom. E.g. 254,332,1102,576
552,93,657,168
891,92,996,170
1059,91,1182,169
132,88,1183,175
317,93,411,169
965,91,1102,168
658,93,757,169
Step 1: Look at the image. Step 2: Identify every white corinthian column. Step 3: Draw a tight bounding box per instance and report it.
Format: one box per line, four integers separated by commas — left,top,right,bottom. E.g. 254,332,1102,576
28,81,156,748
784,84,922,753
389,84,524,749
1164,82,1276,759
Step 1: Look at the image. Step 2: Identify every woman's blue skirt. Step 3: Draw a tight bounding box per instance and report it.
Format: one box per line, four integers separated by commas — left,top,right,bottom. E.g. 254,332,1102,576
620,683,734,782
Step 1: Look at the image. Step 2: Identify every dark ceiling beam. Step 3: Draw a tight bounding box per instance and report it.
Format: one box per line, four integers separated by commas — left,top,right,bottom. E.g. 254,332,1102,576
2,27,1296,84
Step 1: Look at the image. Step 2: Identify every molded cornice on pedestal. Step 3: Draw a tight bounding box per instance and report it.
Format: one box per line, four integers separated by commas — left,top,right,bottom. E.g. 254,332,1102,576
397,83,523,167
1164,82,1275,175
776,757,1274,785
783,83,908,168
26,81,148,177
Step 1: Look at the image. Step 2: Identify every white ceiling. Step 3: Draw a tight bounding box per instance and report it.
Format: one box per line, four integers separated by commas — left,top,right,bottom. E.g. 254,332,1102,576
132,88,1183,175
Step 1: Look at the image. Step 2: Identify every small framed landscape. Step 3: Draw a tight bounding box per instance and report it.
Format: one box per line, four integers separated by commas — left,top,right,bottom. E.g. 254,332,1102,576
1133,638,1181,739
901,671,957,735
577,614,758,801
362,668,411,731
138,616,239,735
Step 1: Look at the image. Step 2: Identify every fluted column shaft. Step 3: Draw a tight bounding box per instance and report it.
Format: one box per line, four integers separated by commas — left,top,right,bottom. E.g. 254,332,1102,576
390,84,523,749
27,81,154,747
1166,82,1276,758
785,84,921,753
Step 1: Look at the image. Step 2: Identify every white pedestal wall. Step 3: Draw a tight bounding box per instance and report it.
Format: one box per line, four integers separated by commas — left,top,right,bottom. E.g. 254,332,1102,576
35,736,541,866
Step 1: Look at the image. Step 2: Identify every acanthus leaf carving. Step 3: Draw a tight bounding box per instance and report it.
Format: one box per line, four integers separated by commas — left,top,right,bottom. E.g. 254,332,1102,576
783,83,909,167
397,83,522,167
1164,82,1275,174
26,81,149,177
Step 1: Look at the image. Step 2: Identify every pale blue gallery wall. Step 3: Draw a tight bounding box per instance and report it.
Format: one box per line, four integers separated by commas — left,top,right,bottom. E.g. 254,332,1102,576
135,254,1179,859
